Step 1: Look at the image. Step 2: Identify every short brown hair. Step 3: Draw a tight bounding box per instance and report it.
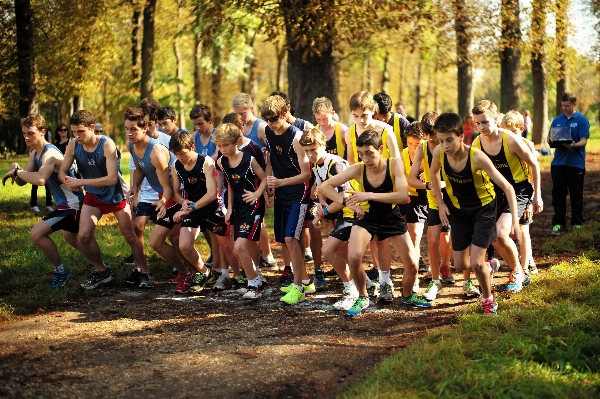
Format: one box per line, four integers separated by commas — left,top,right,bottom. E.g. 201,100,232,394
189,104,212,121
472,100,497,117
20,114,47,131
213,123,242,145
405,121,424,140
70,110,94,127
349,91,377,112
261,95,287,119
124,107,149,128
562,92,577,104
420,111,439,135
169,131,195,153
434,113,463,136
221,113,243,130
299,128,327,148
312,97,334,114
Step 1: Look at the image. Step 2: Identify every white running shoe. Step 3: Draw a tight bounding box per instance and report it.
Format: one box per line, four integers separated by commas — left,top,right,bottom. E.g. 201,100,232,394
332,288,358,311
423,280,443,301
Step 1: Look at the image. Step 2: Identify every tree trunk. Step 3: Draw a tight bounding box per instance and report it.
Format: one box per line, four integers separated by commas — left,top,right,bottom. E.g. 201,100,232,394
453,0,473,119
286,45,338,122
15,0,37,153
381,51,390,94
141,0,156,100
500,0,521,112
175,4,186,129
275,43,285,92
398,57,405,103
131,7,142,80
194,32,202,102
531,0,548,145
73,95,84,112
555,0,569,115
211,47,222,126
241,31,257,94
415,53,423,121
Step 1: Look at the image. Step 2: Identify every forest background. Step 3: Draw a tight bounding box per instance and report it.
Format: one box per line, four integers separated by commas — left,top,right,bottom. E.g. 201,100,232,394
1,0,600,153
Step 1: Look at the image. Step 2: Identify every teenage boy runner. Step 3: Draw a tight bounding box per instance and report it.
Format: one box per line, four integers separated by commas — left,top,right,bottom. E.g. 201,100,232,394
345,91,401,297
213,123,268,299
320,130,431,316
259,95,312,305
471,100,542,294
500,111,539,275
59,110,147,289
429,113,521,314
3,114,88,288
312,97,348,159
231,93,278,269
157,107,189,136
190,104,217,159
125,107,194,290
300,128,379,311
373,92,410,151
408,112,464,301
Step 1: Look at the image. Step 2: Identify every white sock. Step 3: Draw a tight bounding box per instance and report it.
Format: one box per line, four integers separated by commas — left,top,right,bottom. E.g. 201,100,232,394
365,275,372,288
433,279,441,285
305,248,312,257
251,276,262,286
267,255,275,262
302,279,310,285
221,269,229,277
380,270,391,284
343,281,352,289
295,283,304,292
482,296,494,303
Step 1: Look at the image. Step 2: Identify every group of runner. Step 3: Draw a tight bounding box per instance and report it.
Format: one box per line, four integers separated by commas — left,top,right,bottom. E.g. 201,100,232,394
3,90,542,316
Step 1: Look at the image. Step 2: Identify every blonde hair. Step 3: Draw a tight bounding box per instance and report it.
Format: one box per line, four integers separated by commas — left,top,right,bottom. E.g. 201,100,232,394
213,123,242,145
299,128,327,148
500,110,524,131
231,93,253,109
349,91,377,112
312,97,334,114
260,95,287,119
472,100,497,117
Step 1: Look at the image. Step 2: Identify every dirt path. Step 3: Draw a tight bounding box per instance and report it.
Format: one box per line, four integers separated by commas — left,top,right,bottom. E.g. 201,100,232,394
2,154,600,399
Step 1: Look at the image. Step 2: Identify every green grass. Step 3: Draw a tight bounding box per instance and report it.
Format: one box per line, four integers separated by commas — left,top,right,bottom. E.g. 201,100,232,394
341,225,600,398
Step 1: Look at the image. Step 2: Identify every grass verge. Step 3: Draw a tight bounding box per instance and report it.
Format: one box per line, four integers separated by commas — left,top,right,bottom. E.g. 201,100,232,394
341,232,600,398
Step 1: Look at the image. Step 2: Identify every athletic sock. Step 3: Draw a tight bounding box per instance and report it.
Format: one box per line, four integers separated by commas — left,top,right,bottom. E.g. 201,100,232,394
221,268,229,277
365,276,373,288
482,296,494,303
295,284,304,292
267,255,276,262
302,279,311,285
380,270,391,284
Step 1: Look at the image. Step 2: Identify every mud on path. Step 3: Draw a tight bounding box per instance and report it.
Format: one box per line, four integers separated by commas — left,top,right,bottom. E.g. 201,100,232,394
1,154,600,399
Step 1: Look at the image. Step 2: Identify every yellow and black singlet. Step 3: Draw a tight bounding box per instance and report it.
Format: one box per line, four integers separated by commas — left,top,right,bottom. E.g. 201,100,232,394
316,123,346,159
472,132,528,185
356,158,397,214
349,124,392,163
389,113,406,152
441,146,495,210
402,146,425,198
421,142,439,209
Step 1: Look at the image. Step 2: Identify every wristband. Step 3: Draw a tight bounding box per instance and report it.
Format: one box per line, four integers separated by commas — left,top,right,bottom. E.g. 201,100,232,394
323,205,329,215
190,202,196,211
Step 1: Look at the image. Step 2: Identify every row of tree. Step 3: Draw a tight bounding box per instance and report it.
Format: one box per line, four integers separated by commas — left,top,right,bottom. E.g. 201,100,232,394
0,0,596,152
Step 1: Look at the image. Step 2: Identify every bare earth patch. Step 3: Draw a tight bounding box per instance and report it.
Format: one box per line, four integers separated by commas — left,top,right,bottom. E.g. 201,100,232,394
1,154,600,399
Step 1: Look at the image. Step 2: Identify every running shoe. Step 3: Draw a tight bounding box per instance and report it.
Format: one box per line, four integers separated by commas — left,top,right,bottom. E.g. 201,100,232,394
347,296,370,316
46,206,54,212
139,273,155,288
497,271,522,294
49,270,72,289
242,284,263,299
280,265,293,283
174,272,192,294
366,267,380,281
31,206,40,213
574,224,583,230
423,266,432,280
522,275,532,288
280,280,315,294
81,267,115,289
551,224,565,235
304,253,314,263
418,257,428,272
487,258,500,286
422,280,443,301
280,284,305,305
314,269,327,290
232,273,247,288
169,267,179,284
528,258,538,275
213,274,232,291
257,268,267,284
121,253,135,266
367,281,380,297
332,288,358,311
440,265,455,284
479,297,498,315
401,293,432,308
413,278,420,293
190,271,211,292
259,255,278,270
124,269,142,285
204,254,213,268
463,279,481,297
379,281,394,302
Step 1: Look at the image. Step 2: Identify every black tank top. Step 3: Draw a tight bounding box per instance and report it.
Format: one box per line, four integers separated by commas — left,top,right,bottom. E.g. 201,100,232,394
361,158,396,214
174,155,218,212
220,152,264,217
